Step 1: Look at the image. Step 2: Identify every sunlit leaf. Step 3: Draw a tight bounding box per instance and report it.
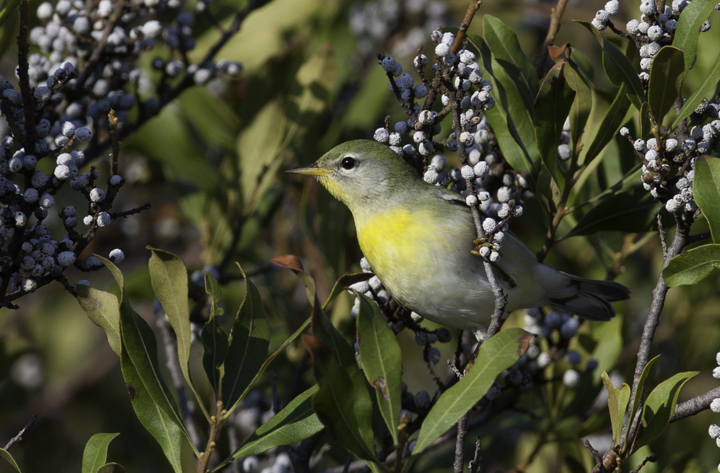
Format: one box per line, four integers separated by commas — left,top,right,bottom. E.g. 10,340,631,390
583,84,631,166
77,286,121,356
662,244,720,287
672,0,718,75
0,448,23,473
414,329,531,454
672,51,720,128
82,433,120,473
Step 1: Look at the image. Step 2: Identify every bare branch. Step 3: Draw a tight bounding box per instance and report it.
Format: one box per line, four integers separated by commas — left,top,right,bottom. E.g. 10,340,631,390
4,415,37,450
671,385,720,422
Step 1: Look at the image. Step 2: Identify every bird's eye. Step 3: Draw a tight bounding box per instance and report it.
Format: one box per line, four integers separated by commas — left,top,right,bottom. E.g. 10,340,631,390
341,157,356,170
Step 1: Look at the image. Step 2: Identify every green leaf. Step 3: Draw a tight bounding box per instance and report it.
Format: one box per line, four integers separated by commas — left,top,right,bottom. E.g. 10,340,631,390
535,61,576,177
222,270,270,411
77,286,122,356
601,371,628,445
147,248,194,399
304,335,377,462
482,15,539,112
577,21,645,111
214,386,323,469
119,281,188,471
562,168,661,239
201,273,229,395
640,101,652,139
672,51,720,128
694,156,720,243
565,62,593,148
647,46,685,123
96,463,125,473
0,0,20,29
414,329,531,454
356,294,402,443
324,272,373,310
633,371,698,453
472,34,538,174
672,0,719,75
583,83,632,166
629,355,660,439
536,163,561,216
82,433,120,473
662,244,720,287
0,448,23,473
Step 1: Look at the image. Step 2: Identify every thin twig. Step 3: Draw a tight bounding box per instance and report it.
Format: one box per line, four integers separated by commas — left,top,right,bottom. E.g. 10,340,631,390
3,415,37,450
671,385,720,422
629,455,657,473
453,415,468,473
585,439,607,473
468,437,482,473
451,1,482,55
534,0,570,76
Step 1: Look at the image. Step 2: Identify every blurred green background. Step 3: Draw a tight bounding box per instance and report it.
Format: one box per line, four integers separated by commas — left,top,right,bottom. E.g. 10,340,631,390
1,0,720,471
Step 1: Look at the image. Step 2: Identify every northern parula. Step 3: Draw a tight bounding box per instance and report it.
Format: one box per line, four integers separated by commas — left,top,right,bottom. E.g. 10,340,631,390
288,140,630,332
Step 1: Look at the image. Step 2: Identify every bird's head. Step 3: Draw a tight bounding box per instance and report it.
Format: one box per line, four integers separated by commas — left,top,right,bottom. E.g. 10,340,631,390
287,140,419,213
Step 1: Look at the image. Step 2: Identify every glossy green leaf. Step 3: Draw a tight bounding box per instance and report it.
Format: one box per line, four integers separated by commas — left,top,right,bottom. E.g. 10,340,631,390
356,294,402,443
583,84,631,166
147,248,193,395
119,280,188,471
640,101,652,139
472,34,538,174
633,371,698,453
77,286,121,356
201,273,228,395
222,272,270,411
482,15,539,112
563,168,661,239
672,0,718,75
648,46,685,123
414,329,531,454
694,156,720,243
672,52,720,128
662,244,720,287
214,386,323,470
630,355,660,438
565,62,593,148
82,433,120,473
304,335,377,461
96,463,125,473
0,448,23,473
578,21,645,110
535,61,576,177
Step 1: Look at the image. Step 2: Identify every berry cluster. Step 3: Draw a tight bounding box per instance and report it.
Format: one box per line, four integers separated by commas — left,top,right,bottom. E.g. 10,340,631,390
373,30,532,264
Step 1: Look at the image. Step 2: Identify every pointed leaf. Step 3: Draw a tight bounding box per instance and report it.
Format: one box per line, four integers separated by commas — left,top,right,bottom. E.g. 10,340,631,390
77,286,121,356
672,52,720,128
356,294,402,443
633,371,698,452
324,272,373,310
119,288,187,472
0,449,23,473
96,463,125,473
648,46,685,123
583,83,632,166
535,61,576,177
565,62,593,147
630,355,660,429
662,244,720,287
414,329,531,454
222,272,270,411
482,15,539,112
601,371,622,443
304,335,377,462
82,433,120,473
472,34,538,174
202,273,228,395
214,386,323,470
578,21,645,111
694,156,720,243
147,248,193,389
672,0,718,75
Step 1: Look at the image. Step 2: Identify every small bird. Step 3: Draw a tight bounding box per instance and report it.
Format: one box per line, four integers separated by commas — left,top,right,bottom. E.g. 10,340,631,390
288,140,630,333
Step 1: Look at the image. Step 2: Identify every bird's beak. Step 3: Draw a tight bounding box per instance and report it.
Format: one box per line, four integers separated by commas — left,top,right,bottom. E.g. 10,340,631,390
286,162,334,176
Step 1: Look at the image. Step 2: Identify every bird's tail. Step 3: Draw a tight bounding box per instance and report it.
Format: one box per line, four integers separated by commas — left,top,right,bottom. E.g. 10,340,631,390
549,274,631,321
